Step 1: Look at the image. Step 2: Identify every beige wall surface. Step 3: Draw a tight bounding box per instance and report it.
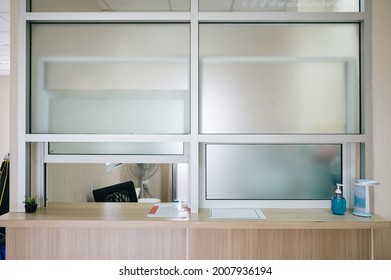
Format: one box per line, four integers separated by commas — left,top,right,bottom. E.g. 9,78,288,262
372,0,391,220
0,75,10,159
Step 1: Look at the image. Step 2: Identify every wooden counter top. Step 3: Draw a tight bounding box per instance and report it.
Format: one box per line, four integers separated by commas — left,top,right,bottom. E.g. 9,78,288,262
0,203,390,230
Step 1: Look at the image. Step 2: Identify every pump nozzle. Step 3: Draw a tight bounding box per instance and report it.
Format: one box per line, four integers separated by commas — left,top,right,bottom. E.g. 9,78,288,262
335,183,343,194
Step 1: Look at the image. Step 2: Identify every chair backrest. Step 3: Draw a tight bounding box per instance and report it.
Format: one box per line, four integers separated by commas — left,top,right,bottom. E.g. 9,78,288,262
93,181,138,202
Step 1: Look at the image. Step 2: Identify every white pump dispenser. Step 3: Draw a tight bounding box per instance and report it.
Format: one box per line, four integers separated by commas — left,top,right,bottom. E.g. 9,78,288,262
335,184,343,194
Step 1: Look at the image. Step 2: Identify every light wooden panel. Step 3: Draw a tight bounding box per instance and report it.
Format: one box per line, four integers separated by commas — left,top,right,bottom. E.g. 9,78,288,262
373,228,391,260
6,227,186,260
188,229,371,260
2,204,388,259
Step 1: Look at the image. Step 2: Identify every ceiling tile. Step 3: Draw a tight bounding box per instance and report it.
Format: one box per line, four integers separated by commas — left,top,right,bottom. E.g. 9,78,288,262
0,32,10,44
199,0,234,11
0,0,9,12
0,0,9,75
100,0,171,11
0,17,9,32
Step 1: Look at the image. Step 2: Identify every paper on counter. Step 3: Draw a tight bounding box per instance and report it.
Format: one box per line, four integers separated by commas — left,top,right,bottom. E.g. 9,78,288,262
147,203,188,218
209,208,266,220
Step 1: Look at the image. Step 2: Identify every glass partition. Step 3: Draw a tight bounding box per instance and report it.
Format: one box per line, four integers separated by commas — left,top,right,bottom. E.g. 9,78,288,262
205,144,342,200
21,0,369,211
199,23,360,134
45,163,174,202
199,0,360,12
49,142,184,155
30,23,190,134
29,0,190,12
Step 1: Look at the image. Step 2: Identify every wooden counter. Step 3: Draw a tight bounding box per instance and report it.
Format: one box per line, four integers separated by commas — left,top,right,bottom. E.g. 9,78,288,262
1,203,390,260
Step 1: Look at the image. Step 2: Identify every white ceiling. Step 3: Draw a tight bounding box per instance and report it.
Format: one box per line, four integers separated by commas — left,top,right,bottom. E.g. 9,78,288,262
0,0,10,76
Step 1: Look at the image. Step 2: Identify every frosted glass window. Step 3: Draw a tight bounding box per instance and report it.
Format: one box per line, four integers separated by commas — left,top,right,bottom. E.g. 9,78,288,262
30,0,190,12
30,24,190,134
49,142,184,155
199,0,360,12
199,24,360,134
206,144,342,200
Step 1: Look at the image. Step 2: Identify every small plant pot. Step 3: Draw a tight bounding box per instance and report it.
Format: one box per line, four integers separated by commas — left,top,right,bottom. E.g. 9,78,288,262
25,204,37,213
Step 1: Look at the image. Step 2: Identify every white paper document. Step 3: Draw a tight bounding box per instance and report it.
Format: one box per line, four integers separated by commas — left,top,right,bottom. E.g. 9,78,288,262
209,208,266,220
147,203,188,218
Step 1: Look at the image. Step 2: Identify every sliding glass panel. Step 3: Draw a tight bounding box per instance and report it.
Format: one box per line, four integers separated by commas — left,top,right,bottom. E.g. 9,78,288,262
29,0,190,12
30,24,190,134
205,144,342,200
199,24,360,134
199,0,360,12
46,163,172,202
49,142,184,155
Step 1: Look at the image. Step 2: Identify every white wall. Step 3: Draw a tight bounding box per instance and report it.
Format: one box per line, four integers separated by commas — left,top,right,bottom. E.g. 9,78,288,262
372,0,391,220
0,75,10,159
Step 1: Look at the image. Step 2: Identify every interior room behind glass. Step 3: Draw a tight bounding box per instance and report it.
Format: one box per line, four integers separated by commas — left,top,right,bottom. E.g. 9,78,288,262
41,163,188,203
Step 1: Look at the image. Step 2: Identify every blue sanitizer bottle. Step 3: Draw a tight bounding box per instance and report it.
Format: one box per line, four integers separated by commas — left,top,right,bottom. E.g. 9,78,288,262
331,184,346,215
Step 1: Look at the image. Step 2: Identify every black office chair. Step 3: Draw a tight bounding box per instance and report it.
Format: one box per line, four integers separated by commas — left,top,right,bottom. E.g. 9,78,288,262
92,181,138,203
0,230,5,260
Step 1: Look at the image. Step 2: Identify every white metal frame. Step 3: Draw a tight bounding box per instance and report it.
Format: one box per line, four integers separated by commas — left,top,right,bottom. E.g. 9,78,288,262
14,0,372,213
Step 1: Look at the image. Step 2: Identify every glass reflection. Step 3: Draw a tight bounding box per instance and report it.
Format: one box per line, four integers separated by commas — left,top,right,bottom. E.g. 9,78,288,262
30,24,190,134
49,142,184,155
30,0,190,12
199,0,360,12
206,144,342,200
199,23,360,134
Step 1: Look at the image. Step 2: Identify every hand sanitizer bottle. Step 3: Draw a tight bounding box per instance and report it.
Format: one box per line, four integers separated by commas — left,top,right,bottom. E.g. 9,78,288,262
331,183,346,215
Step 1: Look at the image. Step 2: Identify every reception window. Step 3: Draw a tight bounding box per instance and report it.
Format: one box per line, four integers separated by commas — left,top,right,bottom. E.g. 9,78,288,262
20,0,370,210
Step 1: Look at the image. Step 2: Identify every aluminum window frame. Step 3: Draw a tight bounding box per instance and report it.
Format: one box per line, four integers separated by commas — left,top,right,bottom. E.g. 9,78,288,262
14,0,372,213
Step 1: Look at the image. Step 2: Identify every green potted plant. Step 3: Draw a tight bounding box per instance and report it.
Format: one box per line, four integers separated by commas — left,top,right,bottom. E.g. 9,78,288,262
23,196,38,213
